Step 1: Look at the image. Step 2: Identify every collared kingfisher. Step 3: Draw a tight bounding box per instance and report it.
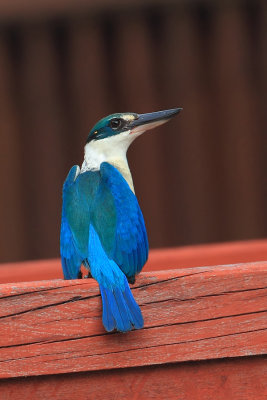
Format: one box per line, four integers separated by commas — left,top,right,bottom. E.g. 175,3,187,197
60,108,182,332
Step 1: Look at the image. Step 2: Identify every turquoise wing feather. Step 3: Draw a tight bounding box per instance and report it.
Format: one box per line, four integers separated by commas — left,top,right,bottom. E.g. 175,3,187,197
60,166,100,278
60,166,83,279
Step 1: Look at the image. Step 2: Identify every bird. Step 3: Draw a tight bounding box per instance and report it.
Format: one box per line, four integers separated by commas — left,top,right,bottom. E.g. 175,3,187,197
60,108,182,332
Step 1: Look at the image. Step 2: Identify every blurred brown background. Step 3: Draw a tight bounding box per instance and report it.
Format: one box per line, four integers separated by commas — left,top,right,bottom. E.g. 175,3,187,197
0,0,266,263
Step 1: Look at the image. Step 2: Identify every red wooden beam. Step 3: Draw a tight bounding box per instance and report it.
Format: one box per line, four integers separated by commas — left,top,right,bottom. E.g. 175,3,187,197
1,357,266,400
0,262,266,379
0,239,267,284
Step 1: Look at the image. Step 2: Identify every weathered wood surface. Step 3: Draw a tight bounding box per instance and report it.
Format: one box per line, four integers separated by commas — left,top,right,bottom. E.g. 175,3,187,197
1,239,267,284
0,262,266,378
1,357,266,400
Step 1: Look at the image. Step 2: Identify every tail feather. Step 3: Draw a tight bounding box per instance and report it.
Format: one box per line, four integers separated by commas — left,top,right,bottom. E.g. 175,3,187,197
113,287,132,332
99,276,144,332
100,286,115,332
122,279,144,329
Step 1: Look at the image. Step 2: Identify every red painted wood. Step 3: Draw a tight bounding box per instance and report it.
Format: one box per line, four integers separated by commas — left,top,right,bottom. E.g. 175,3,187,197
0,239,266,284
0,357,266,400
0,262,266,378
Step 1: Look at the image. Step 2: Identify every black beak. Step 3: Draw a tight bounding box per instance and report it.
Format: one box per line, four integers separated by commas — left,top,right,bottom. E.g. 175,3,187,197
129,108,182,130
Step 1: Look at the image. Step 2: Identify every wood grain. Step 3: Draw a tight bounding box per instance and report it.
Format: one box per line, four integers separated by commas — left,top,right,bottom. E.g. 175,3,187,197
1,356,266,400
0,262,266,378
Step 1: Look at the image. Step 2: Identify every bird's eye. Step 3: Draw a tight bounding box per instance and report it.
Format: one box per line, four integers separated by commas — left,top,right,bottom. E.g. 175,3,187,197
109,118,123,130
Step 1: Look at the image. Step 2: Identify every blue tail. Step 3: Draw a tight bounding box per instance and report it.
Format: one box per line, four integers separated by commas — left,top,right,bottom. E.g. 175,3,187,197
99,276,144,332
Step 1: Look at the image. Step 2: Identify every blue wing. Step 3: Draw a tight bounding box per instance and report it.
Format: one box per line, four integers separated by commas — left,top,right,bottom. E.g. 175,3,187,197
91,162,149,279
60,213,83,279
60,165,92,279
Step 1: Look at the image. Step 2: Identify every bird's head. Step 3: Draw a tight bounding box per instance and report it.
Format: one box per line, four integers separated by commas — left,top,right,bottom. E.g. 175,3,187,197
86,108,182,145
83,108,182,172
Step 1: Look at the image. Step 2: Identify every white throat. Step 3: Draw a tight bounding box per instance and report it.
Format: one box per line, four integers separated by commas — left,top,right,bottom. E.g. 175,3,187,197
81,131,138,192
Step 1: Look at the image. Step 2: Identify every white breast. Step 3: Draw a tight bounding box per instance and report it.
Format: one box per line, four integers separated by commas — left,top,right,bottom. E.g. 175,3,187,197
81,131,136,192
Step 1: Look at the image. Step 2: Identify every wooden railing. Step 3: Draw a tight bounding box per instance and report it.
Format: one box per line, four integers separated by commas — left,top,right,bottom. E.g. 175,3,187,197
0,239,266,398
